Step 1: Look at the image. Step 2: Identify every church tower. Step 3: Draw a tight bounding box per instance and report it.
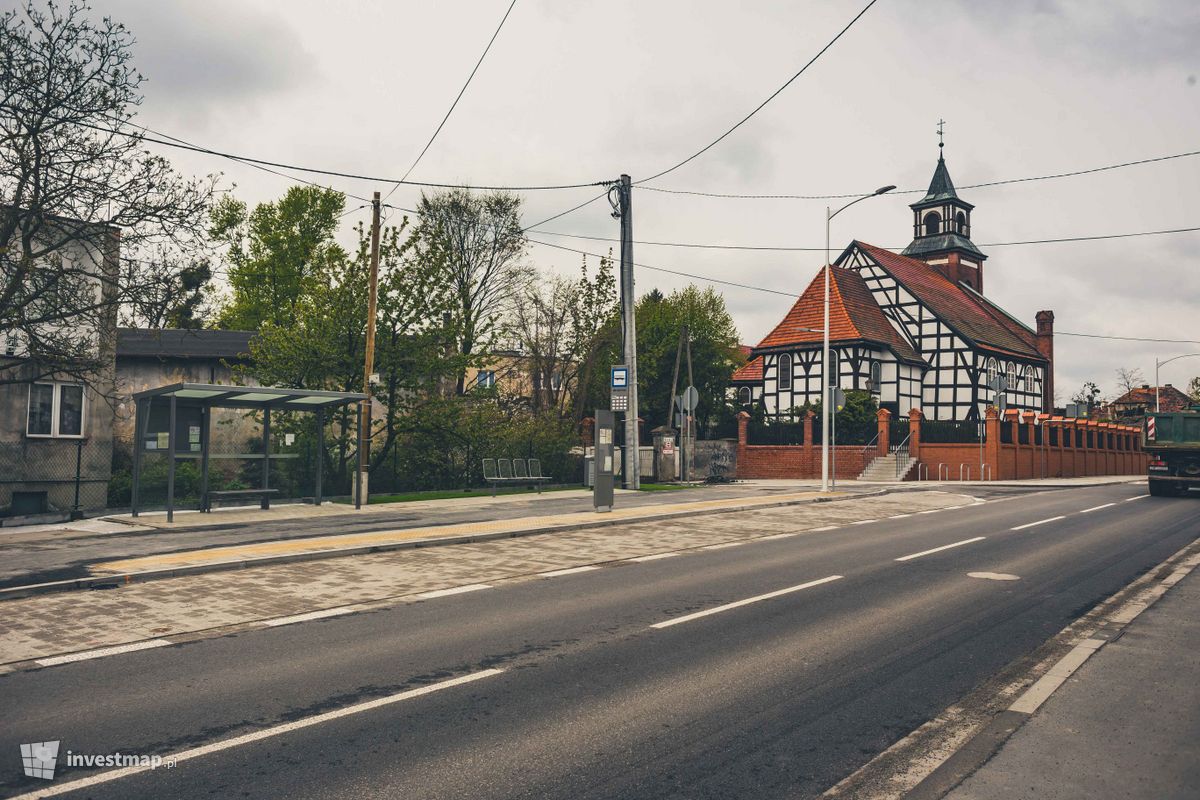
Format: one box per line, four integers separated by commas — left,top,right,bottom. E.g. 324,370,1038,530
901,126,988,292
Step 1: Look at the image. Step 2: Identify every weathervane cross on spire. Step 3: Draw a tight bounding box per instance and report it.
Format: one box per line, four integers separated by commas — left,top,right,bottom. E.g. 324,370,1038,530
937,119,945,151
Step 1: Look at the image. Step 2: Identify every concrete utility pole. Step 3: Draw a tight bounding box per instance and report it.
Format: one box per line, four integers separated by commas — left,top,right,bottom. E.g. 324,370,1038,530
357,191,382,508
1155,353,1200,411
610,174,640,489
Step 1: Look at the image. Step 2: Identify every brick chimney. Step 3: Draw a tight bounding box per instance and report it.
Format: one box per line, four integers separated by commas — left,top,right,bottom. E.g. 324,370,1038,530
1035,310,1054,413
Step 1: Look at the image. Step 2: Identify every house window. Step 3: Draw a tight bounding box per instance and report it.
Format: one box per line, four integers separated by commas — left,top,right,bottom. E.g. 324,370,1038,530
27,383,85,438
869,360,882,392
739,386,752,406
955,211,966,234
986,358,999,388
1024,366,1035,392
923,211,941,236
475,370,496,389
1007,363,1018,393
778,354,793,391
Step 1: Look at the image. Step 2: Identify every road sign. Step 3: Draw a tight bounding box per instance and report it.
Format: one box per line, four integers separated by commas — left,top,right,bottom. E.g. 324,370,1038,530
611,366,629,389
611,364,629,411
989,375,1007,393
675,386,699,412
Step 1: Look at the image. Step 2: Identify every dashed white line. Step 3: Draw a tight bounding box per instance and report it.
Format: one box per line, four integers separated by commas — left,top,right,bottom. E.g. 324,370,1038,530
629,552,680,562
1124,494,1148,502
811,525,840,531
1079,502,1116,514
537,565,600,578
888,514,912,519
416,584,492,599
702,541,746,550
650,575,842,629
917,509,943,515
757,532,799,540
7,669,505,800
895,536,986,562
1011,515,1065,531
851,519,877,526
35,639,173,667
263,607,356,627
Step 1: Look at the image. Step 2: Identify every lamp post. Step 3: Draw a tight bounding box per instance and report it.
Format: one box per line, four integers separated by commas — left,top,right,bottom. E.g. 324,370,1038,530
822,184,895,493
1155,353,1200,411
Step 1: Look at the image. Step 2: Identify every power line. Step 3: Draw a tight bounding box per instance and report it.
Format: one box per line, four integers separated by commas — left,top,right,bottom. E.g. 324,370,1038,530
83,117,609,192
637,0,879,185
1057,332,1200,345
385,0,519,202
638,148,1200,200
527,224,1200,252
520,189,613,231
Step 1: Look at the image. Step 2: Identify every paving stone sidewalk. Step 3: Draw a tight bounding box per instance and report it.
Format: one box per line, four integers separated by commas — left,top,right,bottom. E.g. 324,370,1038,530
0,491,969,666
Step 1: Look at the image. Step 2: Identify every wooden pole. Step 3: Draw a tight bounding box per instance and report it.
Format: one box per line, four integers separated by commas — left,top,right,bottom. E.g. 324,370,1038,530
358,191,382,507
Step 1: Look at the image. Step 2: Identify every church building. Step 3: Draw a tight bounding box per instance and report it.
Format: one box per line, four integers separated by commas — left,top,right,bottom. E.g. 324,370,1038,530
732,146,1054,421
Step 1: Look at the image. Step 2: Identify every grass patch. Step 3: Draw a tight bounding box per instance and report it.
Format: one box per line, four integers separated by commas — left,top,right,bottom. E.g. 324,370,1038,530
335,485,581,505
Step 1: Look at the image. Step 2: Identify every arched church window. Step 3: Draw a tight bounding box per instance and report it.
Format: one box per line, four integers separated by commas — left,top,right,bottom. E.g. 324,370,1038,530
869,360,882,391
955,211,966,234
739,386,751,406
1007,363,1018,392
923,211,941,236
1024,366,1035,392
778,354,793,391
986,358,999,388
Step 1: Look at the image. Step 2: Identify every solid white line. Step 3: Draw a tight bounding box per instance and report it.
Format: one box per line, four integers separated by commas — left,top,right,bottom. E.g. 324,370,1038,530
888,514,912,519
1011,515,1065,531
650,575,842,629
757,532,798,540
263,607,357,627
702,541,746,550
416,584,492,599
917,509,943,515
851,519,877,525
7,669,504,800
36,639,172,667
629,552,680,562
810,525,840,531
1079,502,1116,514
1124,494,1148,502
537,565,600,578
895,537,986,562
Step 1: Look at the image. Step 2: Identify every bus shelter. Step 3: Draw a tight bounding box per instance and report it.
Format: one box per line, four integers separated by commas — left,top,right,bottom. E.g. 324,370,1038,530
130,383,367,522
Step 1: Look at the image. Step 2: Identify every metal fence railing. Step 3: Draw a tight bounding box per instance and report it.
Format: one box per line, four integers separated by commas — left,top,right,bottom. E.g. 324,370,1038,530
747,417,806,445
0,439,110,518
920,419,984,443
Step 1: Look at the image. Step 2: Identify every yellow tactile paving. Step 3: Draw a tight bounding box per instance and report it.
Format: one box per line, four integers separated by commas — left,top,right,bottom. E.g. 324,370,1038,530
92,491,834,575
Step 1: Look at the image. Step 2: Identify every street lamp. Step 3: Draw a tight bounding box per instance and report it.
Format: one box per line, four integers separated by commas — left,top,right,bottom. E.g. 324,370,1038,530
822,185,895,493
1155,353,1200,411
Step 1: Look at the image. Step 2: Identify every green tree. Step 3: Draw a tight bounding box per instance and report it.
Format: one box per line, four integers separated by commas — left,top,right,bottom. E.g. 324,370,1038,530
212,186,347,330
414,188,528,393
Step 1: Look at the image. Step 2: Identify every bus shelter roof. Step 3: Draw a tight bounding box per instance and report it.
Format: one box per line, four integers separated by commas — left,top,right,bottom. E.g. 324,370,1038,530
132,382,367,411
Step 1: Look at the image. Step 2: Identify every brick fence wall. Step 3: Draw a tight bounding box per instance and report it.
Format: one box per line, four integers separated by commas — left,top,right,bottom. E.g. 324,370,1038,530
735,407,1145,481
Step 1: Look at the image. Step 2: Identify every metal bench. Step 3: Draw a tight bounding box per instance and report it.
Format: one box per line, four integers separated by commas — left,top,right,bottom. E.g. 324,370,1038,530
528,458,553,490
513,458,552,493
483,458,518,496
204,488,280,511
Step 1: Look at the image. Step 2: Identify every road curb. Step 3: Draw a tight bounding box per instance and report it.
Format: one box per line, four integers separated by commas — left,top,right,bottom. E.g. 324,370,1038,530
0,489,891,601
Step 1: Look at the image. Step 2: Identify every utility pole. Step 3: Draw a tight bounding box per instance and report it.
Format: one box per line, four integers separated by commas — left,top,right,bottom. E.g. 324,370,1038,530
357,191,382,508
611,174,640,489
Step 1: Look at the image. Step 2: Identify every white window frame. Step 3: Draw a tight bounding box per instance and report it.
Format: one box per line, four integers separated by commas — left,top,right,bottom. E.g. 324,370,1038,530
476,370,496,389
778,353,793,391
26,382,87,439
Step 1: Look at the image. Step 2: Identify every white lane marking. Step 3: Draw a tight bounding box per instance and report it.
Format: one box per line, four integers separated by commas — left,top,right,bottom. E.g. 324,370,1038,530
811,525,840,531
537,565,600,578
968,572,1020,581
1011,515,1066,531
7,669,505,800
851,519,878,526
1124,494,1148,502
1079,502,1116,514
36,639,172,667
416,584,492,599
650,575,842,629
629,552,680,562
917,509,943,515
263,607,357,627
888,514,912,519
757,532,798,540
1009,639,1104,714
895,537,986,562
702,541,746,550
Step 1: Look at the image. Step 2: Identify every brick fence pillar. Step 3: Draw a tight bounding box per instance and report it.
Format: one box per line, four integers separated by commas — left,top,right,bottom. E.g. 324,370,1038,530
803,410,815,453
736,411,749,446
908,408,922,461
985,406,1000,480
877,408,891,456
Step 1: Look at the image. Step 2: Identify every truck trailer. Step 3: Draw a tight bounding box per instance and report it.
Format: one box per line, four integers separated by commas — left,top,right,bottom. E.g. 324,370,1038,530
1144,409,1200,497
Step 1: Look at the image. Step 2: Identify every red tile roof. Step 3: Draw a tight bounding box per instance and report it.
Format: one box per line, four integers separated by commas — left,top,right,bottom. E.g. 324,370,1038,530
852,242,1044,360
1111,385,1194,412
731,355,763,382
753,265,923,363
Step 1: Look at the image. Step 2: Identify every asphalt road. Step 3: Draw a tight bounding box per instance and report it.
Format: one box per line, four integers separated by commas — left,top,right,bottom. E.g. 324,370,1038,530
2,483,1196,799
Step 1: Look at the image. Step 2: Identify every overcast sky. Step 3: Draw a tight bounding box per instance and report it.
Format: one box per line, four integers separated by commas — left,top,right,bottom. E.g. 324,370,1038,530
91,0,1200,400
